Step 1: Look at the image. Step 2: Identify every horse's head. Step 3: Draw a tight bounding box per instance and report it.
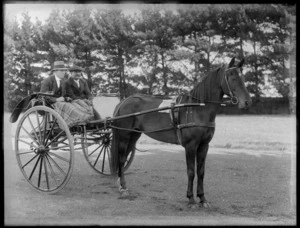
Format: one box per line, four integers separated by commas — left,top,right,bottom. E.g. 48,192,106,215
221,57,252,109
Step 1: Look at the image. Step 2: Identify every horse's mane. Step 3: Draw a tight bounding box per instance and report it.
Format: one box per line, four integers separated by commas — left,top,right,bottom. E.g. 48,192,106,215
189,64,225,102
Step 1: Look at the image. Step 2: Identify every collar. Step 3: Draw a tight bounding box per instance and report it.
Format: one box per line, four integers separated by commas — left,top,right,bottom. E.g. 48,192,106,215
54,75,61,82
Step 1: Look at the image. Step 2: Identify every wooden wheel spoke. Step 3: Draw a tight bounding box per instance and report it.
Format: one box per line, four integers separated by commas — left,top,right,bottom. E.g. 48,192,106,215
45,155,59,187
18,138,39,149
38,156,44,187
45,130,65,147
46,153,67,176
43,156,50,190
44,117,58,146
88,145,101,157
21,154,39,169
46,144,71,151
107,147,112,170
43,113,48,144
48,151,70,163
101,147,107,172
28,155,41,180
20,126,39,146
18,150,37,156
46,136,69,149
93,145,105,167
35,111,43,143
81,132,115,175
27,115,41,145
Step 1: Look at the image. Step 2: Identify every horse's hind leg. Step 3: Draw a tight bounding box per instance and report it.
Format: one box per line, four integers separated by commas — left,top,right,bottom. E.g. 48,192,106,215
118,140,129,195
118,132,141,196
196,143,210,208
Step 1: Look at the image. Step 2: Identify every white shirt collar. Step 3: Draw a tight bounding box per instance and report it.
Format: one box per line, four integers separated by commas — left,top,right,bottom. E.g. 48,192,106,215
54,75,61,82
54,75,61,87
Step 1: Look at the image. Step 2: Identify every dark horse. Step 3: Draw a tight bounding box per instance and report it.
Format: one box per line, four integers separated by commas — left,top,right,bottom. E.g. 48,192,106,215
110,57,252,208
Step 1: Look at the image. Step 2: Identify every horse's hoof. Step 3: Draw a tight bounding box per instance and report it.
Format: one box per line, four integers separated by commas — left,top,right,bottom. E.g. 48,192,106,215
119,188,129,197
199,201,210,208
188,204,199,209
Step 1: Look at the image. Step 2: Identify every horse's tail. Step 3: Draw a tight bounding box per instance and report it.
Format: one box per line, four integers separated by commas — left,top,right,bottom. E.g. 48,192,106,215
110,128,119,176
110,101,123,176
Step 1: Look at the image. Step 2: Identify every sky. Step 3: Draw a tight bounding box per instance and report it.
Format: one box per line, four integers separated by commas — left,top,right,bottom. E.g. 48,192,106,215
4,1,180,23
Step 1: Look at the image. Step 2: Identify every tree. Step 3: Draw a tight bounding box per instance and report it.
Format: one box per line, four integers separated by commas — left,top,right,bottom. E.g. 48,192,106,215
269,4,296,113
5,12,45,110
93,9,137,98
62,7,99,89
133,6,179,95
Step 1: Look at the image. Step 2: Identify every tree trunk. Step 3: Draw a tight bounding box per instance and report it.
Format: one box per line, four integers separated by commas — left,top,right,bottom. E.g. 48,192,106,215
86,51,92,91
288,15,296,114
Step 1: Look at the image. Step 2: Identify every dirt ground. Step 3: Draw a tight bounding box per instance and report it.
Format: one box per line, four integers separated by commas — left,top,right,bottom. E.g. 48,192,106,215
4,114,296,226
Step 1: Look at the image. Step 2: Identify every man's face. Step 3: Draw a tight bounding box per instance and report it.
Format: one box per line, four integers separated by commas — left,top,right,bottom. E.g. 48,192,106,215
71,71,82,80
54,70,66,80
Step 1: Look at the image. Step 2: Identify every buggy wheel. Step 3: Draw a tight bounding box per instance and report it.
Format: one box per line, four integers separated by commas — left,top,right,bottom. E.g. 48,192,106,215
15,106,74,193
82,129,135,175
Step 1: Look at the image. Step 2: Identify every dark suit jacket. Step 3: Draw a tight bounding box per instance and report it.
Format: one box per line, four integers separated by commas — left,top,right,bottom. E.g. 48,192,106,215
40,75,66,104
65,77,91,100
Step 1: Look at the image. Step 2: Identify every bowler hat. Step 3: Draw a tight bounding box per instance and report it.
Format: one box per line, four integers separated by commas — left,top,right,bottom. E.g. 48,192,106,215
51,61,68,71
69,65,84,72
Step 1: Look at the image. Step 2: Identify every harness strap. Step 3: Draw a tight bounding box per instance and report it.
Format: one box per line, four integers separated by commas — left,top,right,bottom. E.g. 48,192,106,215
177,122,215,129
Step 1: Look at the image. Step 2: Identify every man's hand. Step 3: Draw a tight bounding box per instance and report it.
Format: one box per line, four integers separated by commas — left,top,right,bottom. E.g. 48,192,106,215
56,97,65,102
64,97,72,102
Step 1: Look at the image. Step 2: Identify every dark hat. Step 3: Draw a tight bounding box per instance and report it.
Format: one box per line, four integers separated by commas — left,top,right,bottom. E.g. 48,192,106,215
51,61,68,71
69,65,84,72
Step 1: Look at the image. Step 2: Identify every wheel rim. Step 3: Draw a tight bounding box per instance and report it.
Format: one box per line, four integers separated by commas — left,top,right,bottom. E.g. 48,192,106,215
15,106,74,193
82,129,135,175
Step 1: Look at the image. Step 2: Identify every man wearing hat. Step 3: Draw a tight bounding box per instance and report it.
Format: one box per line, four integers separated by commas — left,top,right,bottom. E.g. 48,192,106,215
66,65,101,120
40,61,69,103
65,65,91,100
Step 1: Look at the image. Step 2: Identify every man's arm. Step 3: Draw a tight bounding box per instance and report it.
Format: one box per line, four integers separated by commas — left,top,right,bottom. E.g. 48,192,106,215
83,80,92,99
40,78,57,103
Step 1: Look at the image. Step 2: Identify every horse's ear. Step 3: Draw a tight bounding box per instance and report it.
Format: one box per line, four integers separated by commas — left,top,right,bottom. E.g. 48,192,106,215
228,57,235,68
237,58,245,68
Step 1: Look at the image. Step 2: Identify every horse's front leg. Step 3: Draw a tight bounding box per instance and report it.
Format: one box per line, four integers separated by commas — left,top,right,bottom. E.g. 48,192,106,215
196,143,210,208
185,144,197,207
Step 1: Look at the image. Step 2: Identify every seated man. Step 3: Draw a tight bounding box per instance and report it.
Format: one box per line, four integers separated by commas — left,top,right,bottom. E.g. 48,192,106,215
66,65,101,120
40,60,68,104
40,62,94,128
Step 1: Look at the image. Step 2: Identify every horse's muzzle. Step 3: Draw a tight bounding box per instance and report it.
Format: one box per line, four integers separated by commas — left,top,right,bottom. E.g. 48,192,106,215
238,99,252,109
244,99,252,109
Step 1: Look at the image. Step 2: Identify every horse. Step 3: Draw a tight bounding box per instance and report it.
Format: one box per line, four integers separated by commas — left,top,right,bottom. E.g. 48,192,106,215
110,57,252,208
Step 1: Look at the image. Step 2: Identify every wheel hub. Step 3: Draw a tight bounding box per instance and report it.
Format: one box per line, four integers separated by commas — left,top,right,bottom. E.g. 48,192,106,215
36,145,47,154
102,136,110,145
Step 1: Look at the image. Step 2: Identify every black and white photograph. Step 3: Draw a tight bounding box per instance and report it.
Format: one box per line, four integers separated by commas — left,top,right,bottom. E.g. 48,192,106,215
4,2,296,225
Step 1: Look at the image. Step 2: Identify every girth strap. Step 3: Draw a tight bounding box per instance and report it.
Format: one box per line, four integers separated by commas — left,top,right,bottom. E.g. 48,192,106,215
175,122,215,145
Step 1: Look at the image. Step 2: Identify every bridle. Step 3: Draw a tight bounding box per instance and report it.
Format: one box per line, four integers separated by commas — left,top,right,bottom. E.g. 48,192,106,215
221,67,239,105
187,66,241,106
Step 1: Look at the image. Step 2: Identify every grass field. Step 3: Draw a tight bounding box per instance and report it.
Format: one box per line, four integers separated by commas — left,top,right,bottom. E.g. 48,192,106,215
4,111,296,225
93,96,296,153
7,110,296,154
138,115,296,153
7,96,296,154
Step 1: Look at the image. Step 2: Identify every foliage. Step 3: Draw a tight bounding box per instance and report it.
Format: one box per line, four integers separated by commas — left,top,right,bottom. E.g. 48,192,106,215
4,4,295,112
